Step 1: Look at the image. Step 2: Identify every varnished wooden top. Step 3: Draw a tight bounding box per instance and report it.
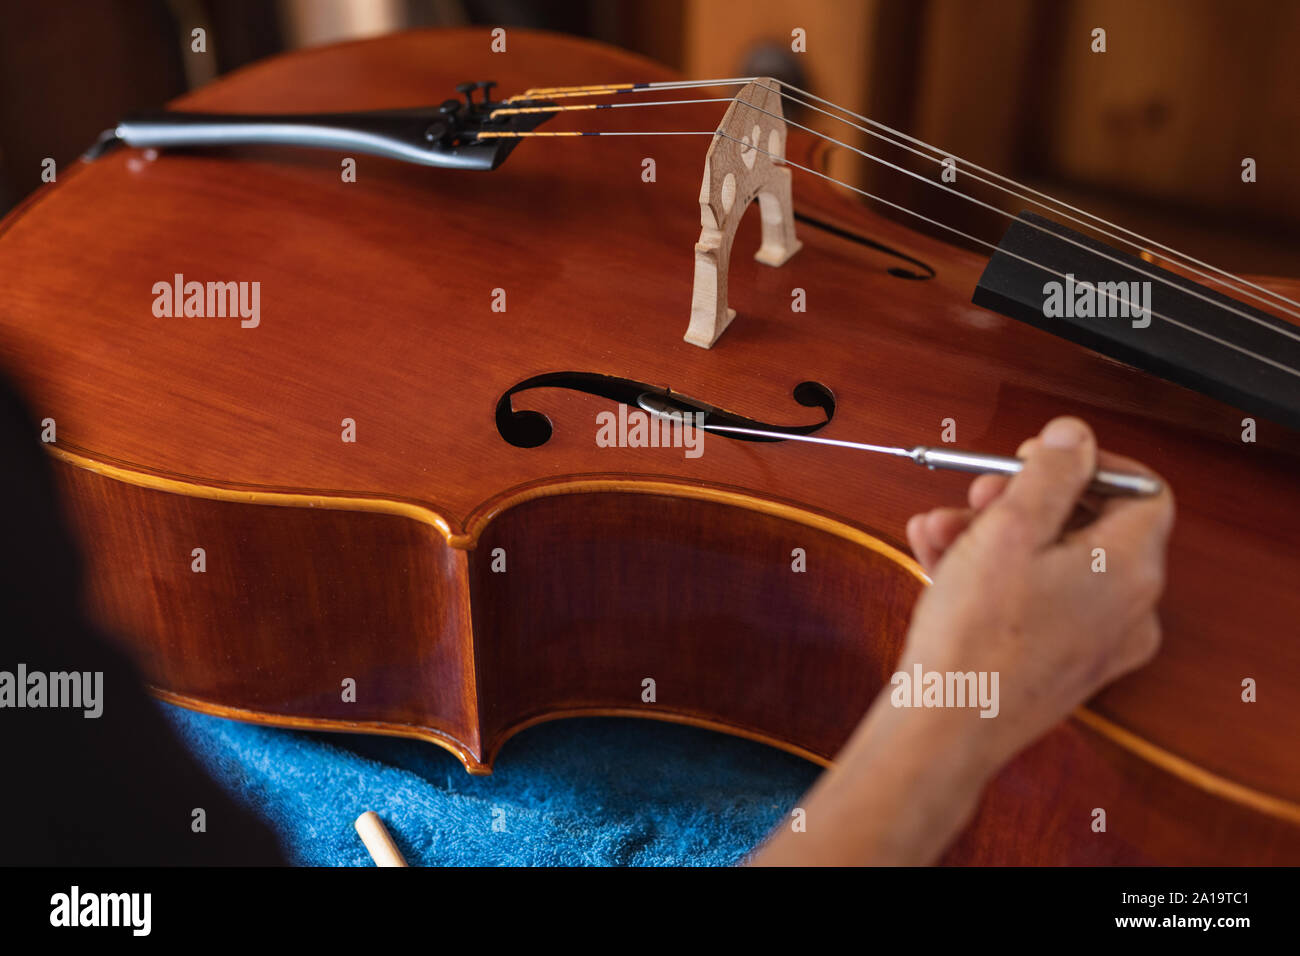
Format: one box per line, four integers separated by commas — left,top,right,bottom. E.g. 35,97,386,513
2,28,1299,812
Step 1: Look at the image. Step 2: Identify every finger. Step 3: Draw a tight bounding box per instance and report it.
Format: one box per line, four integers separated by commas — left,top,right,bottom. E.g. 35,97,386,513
1067,494,1172,649
907,508,975,572
906,513,941,572
1082,482,1175,578
1016,436,1040,458
988,417,1098,550
1016,441,1148,481
1092,448,1165,512
923,507,975,556
1093,448,1158,476
1077,451,1174,550
1059,449,1160,523
1018,441,1133,518
1017,435,1106,528
968,472,1010,510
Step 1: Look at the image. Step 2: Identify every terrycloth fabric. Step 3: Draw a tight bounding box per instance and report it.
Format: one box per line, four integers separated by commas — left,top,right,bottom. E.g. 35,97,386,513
161,705,820,866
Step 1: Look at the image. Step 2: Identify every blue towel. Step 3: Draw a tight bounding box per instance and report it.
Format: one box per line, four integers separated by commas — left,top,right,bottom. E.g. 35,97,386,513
161,705,819,866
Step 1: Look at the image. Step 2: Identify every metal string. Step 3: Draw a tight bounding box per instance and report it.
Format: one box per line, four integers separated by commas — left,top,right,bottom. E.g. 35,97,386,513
512,77,1300,321
478,82,1300,376
723,91,1300,346
492,89,1300,342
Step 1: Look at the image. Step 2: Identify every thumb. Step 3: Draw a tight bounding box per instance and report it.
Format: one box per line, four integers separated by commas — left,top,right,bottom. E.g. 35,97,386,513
989,417,1096,550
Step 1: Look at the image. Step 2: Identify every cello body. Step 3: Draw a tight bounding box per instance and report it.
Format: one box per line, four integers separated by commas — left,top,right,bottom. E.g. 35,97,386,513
1,29,1298,864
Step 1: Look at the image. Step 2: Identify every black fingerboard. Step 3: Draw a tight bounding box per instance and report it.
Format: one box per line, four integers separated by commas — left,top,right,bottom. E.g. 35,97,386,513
972,211,1300,432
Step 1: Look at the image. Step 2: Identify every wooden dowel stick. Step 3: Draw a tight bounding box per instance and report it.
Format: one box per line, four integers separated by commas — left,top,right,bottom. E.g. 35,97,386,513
355,811,408,867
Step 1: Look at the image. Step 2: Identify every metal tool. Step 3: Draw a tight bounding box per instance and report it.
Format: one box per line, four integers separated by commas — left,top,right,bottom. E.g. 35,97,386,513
702,424,1162,497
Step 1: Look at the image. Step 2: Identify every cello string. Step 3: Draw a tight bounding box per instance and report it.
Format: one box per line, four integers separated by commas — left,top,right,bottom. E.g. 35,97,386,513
504,83,1286,312
519,79,1300,318
724,93,1300,345
519,78,754,93
707,130,1300,379
488,91,1300,343
479,121,1300,379
768,79,1300,318
489,97,733,119
767,86,1300,320
508,78,756,102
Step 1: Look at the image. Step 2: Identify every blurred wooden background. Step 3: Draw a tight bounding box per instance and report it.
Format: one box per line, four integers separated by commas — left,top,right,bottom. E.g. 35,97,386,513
2,0,1296,273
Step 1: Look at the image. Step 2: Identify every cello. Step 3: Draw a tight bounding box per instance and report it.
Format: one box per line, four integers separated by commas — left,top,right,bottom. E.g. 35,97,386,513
1,28,1297,864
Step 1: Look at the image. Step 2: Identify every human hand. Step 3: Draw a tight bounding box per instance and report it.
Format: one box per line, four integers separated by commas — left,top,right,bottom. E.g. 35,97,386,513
900,416,1175,769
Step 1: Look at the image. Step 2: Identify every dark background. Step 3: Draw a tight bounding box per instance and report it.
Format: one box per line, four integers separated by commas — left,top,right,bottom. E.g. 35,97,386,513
2,0,1297,272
